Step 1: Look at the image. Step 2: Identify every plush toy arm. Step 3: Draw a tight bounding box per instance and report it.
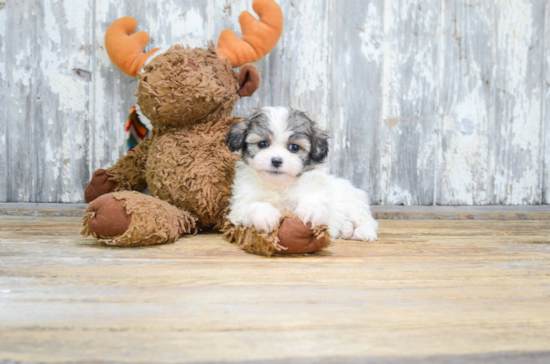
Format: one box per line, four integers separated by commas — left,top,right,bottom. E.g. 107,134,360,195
106,137,151,192
223,211,331,256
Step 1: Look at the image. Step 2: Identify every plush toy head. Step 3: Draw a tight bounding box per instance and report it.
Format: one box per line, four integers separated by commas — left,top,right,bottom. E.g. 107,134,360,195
104,0,283,127
137,45,240,127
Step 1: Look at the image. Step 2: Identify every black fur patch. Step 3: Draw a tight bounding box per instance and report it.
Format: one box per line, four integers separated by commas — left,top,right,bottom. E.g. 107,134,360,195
288,110,329,166
225,120,248,152
246,110,272,139
225,110,273,165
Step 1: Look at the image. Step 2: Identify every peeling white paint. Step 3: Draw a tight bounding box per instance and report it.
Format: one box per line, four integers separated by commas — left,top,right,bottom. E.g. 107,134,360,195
49,72,87,112
12,48,32,88
46,136,60,182
169,7,207,48
493,0,542,204
2,0,549,204
360,3,382,63
63,0,87,41
289,0,330,128
43,0,62,45
387,187,413,206
544,2,550,204
0,5,6,82
379,0,440,204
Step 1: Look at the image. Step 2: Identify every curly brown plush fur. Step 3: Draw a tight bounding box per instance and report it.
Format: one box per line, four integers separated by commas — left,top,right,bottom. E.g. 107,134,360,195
143,116,241,228
138,45,240,127
105,47,241,230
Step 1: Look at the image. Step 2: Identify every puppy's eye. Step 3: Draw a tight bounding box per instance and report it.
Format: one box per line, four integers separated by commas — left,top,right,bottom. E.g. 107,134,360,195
288,144,300,153
258,141,270,149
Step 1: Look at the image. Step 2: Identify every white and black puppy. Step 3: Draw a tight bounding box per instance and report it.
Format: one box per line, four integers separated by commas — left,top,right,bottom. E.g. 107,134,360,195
225,106,378,241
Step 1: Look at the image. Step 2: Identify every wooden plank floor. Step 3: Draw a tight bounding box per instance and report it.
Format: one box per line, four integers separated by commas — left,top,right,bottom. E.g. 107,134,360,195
1,215,550,363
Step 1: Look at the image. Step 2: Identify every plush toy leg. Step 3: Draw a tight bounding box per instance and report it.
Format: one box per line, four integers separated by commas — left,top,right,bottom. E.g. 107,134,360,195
81,191,196,246
222,212,331,257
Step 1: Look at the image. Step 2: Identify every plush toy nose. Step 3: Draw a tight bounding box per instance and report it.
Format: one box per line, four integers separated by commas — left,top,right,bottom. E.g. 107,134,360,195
271,157,283,168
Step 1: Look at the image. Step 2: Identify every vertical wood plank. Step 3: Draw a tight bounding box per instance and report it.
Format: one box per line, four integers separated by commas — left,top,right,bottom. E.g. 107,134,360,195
379,0,440,205
2,0,92,202
437,0,494,205
92,0,210,176
41,0,93,203
2,1,38,202
0,1,7,201
492,0,545,204
274,0,331,129
543,2,550,204
327,1,383,204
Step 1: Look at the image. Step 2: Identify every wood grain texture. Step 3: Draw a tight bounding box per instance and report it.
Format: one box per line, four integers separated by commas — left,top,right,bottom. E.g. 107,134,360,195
328,0,383,203
0,0,6,202
492,0,545,204
1,216,550,362
438,0,494,205
544,0,550,204
1,0,549,205
378,0,440,205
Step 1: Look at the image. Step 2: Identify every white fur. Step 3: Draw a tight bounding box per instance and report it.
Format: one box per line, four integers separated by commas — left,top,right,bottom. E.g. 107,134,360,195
246,107,305,185
227,107,378,241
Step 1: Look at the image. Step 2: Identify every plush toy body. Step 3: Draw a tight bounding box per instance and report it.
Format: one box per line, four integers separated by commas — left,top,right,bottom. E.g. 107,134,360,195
82,0,331,255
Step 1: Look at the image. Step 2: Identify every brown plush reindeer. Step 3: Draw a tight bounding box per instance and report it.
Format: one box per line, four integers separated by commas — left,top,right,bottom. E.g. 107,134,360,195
82,0,331,255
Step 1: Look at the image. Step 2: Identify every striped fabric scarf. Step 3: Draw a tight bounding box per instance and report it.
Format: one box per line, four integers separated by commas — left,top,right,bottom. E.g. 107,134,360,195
126,105,151,152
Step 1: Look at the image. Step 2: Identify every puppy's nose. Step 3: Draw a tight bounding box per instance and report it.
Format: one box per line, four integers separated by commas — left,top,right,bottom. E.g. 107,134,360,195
271,157,283,168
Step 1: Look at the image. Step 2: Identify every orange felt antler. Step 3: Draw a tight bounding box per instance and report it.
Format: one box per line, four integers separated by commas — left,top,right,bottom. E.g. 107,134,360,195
216,0,283,67
105,17,160,78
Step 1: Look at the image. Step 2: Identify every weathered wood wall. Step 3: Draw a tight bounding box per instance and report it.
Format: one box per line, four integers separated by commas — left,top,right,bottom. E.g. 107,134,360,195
0,0,548,205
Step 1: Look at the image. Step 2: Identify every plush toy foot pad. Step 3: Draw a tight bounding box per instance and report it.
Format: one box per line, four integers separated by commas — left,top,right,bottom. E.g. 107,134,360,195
277,217,328,254
86,194,132,238
82,191,197,247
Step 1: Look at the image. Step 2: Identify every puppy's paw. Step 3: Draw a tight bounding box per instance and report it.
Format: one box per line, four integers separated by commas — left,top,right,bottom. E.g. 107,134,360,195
339,221,355,240
248,202,281,233
352,225,378,242
294,203,329,228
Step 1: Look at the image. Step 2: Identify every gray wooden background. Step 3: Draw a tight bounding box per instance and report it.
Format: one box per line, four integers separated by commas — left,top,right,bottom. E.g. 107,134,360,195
1,0,549,205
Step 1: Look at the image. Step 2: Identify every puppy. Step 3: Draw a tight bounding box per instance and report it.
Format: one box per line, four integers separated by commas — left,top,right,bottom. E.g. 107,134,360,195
225,107,378,241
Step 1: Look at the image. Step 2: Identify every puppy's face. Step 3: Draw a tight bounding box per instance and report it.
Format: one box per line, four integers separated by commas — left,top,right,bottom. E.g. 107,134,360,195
226,107,329,185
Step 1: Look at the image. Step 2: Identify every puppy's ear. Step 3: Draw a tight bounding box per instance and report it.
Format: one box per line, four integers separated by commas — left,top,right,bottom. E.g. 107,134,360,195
310,126,329,163
225,119,248,152
291,110,329,163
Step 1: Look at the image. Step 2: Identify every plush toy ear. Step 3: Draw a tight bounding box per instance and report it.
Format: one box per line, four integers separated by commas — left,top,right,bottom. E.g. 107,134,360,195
238,64,260,97
225,120,249,152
